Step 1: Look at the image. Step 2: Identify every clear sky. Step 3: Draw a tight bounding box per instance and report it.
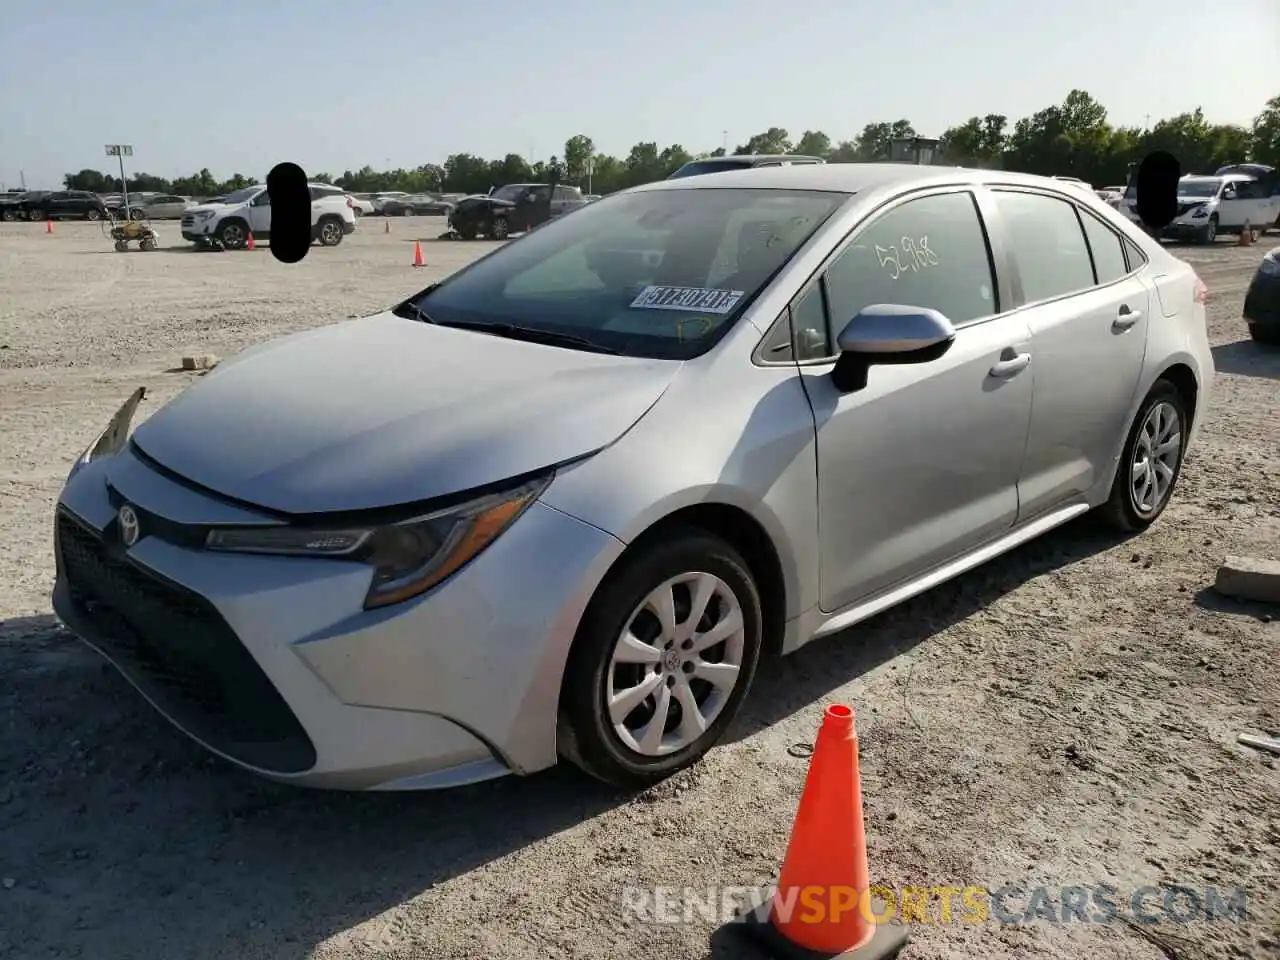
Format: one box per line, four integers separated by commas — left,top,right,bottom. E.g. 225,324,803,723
2,0,1277,190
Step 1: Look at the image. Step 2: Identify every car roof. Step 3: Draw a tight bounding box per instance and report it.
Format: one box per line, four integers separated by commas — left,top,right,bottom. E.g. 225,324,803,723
630,162,1093,196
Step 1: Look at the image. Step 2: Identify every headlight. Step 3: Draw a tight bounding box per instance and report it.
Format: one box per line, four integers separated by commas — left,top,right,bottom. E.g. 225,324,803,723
1190,204,1208,218
67,387,147,483
205,473,552,609
193,210,216,221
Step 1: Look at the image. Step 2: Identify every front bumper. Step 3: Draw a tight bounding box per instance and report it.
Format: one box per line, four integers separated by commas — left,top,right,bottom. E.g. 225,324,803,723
52,447,625,790
1243,270,1280,329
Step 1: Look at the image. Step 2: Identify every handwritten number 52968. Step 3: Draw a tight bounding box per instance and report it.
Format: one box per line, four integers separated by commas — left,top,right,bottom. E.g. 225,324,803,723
875,236,939,280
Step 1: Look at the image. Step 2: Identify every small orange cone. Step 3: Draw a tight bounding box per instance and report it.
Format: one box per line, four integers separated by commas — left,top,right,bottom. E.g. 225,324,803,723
46,219,53,234
412,240,425,267
246,231,256,250
1238,221,1254,246
737,705,908,959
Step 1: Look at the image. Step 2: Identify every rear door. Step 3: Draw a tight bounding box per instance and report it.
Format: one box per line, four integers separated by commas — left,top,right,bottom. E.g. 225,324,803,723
989,188,1150,518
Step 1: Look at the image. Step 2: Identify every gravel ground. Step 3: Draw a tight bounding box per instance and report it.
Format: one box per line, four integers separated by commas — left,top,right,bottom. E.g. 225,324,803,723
0,218,1277,960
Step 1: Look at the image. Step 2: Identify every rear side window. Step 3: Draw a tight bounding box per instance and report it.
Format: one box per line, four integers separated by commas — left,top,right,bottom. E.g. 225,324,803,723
1122,236,1148,271
993,191,1094,303
824,190,997,329
1078,210,1129,285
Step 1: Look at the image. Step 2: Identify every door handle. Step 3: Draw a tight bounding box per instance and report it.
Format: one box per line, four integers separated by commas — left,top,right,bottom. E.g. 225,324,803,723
989,352,1031,378
1113,307,1142,330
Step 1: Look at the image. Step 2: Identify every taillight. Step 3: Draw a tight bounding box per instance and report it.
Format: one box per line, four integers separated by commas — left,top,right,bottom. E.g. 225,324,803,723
346,196,353,207
1193,275,1208,304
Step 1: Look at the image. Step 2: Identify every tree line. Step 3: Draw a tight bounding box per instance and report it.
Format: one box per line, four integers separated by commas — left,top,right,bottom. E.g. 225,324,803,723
62,89,1280,200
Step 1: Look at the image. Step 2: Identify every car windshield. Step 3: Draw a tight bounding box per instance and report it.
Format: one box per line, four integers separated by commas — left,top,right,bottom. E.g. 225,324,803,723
669,160,755,179
221,186,262,204
415,187,845,360
492,184,533,202
1179,179,1222,198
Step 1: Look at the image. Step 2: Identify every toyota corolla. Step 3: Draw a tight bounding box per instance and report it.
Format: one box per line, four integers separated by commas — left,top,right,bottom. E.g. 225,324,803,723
53,164,1213,791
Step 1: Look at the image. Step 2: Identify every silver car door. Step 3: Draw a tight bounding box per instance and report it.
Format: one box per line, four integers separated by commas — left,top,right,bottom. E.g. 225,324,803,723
988,189,1150,517
795,187,1033,612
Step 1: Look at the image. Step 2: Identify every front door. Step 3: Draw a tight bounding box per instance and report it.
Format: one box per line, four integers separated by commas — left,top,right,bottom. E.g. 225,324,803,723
796,188,1034,612
988,189,1150,516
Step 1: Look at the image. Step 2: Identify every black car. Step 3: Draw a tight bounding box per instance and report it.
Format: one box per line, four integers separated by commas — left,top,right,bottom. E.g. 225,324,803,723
22,190,109,221
381,194,454,216
0,190,50,221
447,183,585,240
666,154,826,179
1243,245,1280,345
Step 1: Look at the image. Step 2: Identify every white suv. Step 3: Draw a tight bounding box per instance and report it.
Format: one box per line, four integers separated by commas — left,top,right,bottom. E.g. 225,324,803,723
1120,173,1280,244
180,182,357,250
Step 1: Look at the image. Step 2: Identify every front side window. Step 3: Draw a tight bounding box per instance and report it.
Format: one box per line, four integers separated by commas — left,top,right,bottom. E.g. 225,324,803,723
824,190,997,333
992,190,1094,303
416,187,846,359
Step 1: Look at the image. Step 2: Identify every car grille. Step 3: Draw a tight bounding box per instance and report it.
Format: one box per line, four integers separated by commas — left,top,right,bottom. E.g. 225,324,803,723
1176,202,1201,217
55,509,316,774
180,214,195,228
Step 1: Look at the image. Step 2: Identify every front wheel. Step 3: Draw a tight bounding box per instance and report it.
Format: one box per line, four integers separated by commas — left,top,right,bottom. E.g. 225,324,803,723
558,529,763,789
1098,379,1188,532
114,240,128,252
216,219,248,250
490,217,510,240
1198,216,1217,245
26,209,44,221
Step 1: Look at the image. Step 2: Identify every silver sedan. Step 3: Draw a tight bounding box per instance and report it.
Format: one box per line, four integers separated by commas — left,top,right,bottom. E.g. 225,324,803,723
52,164,1214,792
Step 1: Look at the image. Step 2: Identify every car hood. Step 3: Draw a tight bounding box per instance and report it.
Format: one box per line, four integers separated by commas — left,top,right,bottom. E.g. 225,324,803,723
128,312,679,515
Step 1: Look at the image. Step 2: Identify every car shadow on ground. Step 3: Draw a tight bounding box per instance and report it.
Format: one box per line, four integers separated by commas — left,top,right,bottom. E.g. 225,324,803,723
1212,339,1280,381
726,513,1136,747
0,516,1133,959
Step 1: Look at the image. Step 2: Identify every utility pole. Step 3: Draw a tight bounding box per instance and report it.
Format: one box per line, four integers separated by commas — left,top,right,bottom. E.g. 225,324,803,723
105,144,134,213
20,170,26,190
586,157,594,196
722,130,728,153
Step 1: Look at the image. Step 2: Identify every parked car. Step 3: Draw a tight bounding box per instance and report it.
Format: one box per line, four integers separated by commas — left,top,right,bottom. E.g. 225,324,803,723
347,195,375,216
381,194,454,216
667,154,825,179
448,183,585,239
1050,175,1094,195
1120,173,1280,244
52,163,1212,792
120,194,196,220
179,182,356,249
1243,245,1280,344
370,191,409,213
0,190,50,221
22,190,109,221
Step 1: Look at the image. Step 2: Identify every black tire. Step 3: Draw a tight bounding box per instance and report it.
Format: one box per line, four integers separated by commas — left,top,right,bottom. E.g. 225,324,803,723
558,528,764,789
457,223,477,240
114,240,128,252
1249,322,1280,345
216,218,249,250
1,208,14,222
86,208,101,221
139,238,156,251
1098,379,1189,532
491,217,510,240
316,215,344,246
1198,216,1217,245
26,209,44,221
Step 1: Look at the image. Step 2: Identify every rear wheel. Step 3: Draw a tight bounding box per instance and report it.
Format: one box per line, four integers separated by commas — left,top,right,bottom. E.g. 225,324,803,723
316,216,344,246
491,217,510,240
86,208,101,221
1,208,14,222
1099,379,1188,532
114,240,128,252
558,529,763,788
27,209,44,221
139,237,156,251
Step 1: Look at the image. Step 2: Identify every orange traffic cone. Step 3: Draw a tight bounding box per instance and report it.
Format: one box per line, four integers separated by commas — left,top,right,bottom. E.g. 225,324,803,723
46,219,53,234
412,240,425,267
246,231,256,250
738,705,909,959
1238,221,1254,246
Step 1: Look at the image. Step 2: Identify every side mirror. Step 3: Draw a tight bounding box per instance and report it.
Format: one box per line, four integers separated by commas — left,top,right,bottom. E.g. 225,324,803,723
831,304,956,393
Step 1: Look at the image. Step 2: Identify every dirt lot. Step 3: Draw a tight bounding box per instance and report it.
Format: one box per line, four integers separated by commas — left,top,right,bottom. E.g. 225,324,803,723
0,218,1277,960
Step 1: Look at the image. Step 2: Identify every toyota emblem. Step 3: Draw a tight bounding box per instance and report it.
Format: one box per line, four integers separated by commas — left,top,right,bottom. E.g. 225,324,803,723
118,504,140,547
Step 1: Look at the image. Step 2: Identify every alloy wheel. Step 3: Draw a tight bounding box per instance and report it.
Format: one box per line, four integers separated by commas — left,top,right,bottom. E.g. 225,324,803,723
1130,400,1182,516
606,572,746,757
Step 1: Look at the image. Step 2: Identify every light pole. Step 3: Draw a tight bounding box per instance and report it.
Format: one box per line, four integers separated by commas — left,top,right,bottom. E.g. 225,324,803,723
586,157,594,195
105,144,133,213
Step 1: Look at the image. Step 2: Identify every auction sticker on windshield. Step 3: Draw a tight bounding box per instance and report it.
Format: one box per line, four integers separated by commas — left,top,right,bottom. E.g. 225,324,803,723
630,285,745,314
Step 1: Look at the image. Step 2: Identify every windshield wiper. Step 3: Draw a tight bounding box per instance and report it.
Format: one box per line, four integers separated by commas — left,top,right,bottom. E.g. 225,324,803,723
392,288,441,324
436,319,619,354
